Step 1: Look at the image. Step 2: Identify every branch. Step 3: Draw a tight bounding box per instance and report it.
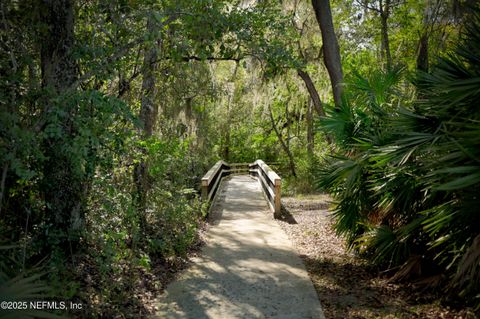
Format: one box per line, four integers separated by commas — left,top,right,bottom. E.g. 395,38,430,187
69,12,182,91
179,55,242,62
117,54,244,97
355,0,382,13
297,69,325,117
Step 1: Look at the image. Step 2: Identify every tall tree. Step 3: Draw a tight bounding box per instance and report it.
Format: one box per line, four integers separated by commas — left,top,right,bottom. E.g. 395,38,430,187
311,0,344,107
134,13,161,230
297,69,326,117
379,0,392,70
291,1,326,117
39,0,83,252
306,99,314,158
359,0,400,70
268,104,297,178
416,0,443,72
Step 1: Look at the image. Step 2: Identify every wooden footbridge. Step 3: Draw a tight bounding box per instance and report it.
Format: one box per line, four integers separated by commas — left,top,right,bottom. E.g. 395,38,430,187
201,160,282,218
154,160,325,318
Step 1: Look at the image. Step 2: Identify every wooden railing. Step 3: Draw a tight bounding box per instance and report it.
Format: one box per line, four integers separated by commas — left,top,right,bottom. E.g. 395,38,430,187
201,159,282,217
200,161,252,202
228,163,250,174
249,160,281,218
201,160,230,202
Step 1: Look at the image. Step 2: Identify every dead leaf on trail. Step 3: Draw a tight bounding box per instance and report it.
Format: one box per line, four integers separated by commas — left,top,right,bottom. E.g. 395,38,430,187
275,195,476,319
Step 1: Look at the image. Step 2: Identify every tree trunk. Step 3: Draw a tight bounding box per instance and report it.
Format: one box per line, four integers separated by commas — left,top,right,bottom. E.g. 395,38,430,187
306,100,314,158
311,0,344,108
134,15,160,228
268,105,297,178
40,0,82,252
224,112,230,162
416,33,429,72
297,69,326,117
223,64,239,162
297,69,333,144
224,93,231,161
417,2,431,73
0,163,8,217
139,17,159,138
380,6,392,70
40,0,77,93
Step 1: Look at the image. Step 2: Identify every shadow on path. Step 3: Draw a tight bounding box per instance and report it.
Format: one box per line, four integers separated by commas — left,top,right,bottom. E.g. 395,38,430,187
276,204,298,225
153,175,324,319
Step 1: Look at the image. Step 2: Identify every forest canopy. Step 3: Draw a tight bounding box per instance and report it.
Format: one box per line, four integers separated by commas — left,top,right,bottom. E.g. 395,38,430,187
0,0,479,317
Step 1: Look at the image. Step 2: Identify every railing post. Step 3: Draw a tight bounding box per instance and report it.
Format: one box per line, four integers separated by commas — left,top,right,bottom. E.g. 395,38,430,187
201,179,208,200
274,178,281,218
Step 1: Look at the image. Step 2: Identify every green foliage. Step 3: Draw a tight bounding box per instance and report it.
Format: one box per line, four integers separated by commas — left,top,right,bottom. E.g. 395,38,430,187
0,244,65,319
317,10,480,308
2,0,476,315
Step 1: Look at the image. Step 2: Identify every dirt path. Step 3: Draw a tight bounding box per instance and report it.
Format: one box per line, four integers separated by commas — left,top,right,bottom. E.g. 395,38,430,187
153,175,325,319
276,195,477,319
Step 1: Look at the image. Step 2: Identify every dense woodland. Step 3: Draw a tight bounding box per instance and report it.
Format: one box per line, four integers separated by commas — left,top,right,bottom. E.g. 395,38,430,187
1,0,479,318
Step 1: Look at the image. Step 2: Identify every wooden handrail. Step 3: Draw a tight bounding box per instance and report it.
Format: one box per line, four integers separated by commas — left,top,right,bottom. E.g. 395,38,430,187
249,160,282,218
201,160,229,202
227,163,250,174
201,159,282,218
